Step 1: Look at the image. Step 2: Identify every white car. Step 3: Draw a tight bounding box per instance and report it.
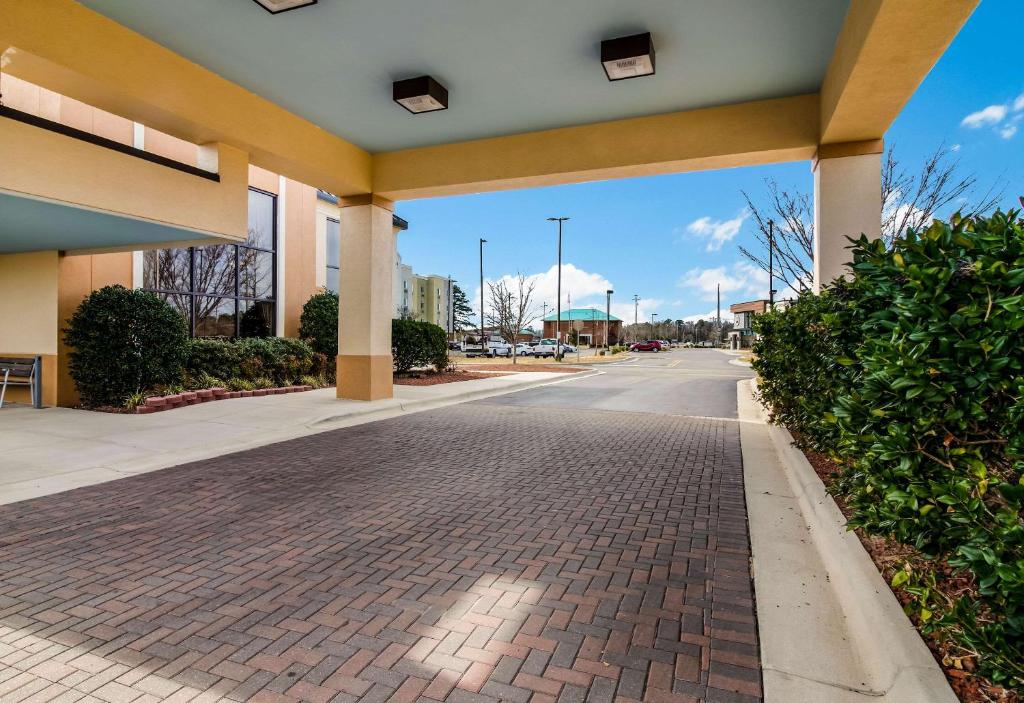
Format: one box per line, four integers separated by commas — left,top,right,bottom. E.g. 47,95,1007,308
532,339,575,358
514,343,534,356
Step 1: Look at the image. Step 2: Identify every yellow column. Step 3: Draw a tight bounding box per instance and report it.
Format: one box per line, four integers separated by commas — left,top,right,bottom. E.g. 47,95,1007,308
0,251,60,406
812,141,883,292
336,195,394,400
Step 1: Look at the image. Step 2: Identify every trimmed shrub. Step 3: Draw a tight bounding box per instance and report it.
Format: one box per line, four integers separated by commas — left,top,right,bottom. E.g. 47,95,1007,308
392,319,448,373
64,285,189,407
752,210,1024,688
299,289,338,357
186,337,328,387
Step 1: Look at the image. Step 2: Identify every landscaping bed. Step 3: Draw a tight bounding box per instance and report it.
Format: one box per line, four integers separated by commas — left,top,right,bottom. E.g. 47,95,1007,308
799,441,1020,703
751,211,1024,700
393,370,512,386
134,384,315,413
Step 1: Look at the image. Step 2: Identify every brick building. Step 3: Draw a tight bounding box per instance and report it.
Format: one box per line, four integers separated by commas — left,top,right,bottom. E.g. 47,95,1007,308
542,308,622,347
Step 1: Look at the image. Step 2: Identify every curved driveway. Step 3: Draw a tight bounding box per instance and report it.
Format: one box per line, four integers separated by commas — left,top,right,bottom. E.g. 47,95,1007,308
0,350,759,703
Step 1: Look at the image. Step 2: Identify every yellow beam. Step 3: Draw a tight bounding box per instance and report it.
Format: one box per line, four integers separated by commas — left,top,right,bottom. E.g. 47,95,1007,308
820,0,978,144
373,94,819,201
0,0,371,196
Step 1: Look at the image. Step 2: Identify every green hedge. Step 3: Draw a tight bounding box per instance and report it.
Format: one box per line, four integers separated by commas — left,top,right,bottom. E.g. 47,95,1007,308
753,210,1024,688
392,319,448,373
187,337,329,387
298,289,338,357
64,286,189,407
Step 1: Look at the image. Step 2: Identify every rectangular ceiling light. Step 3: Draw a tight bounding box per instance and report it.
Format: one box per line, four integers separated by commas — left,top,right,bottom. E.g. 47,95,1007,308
393,76,449,114
601,32,656,81
251,0,317,15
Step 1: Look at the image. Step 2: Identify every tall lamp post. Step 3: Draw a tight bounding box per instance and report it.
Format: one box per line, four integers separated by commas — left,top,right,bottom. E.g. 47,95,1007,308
605,289,614,350
768,219,775,307
632,294,640,344
547,217,569,360
651,312,658,340
479,239,487,345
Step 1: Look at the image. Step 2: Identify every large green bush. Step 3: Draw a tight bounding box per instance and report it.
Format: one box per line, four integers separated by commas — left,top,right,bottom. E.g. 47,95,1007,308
299,289,338,357
187,337,328,387
753,210,1024,688
392,319,448,373
64,285,189,407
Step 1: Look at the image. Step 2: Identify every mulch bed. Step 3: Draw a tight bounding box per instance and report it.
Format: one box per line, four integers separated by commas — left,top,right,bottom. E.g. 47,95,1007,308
467,364,586,373
393,370,512,386
798,439,1020,703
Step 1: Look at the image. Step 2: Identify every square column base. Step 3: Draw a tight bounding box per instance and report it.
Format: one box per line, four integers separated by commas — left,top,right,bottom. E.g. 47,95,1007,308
336,354,393,401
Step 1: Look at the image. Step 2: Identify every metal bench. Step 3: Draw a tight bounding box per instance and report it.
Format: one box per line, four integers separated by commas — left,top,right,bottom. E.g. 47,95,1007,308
0,356,42,409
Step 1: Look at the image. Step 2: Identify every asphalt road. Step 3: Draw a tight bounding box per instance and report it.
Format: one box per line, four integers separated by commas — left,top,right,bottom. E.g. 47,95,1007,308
478,348,754,419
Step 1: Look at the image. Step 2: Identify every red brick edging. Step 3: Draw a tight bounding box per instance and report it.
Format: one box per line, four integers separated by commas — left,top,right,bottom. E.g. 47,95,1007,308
136,385,314,414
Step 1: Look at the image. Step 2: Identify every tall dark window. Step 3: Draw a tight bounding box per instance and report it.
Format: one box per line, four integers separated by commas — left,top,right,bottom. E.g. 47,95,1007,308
143,188,277,337
325,217,340,294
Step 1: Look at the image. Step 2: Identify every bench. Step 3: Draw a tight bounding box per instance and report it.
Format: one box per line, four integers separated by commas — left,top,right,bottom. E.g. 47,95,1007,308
0,356,42,409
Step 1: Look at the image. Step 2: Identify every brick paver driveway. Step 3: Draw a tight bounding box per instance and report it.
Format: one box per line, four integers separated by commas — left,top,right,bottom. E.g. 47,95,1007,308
0,351,760,703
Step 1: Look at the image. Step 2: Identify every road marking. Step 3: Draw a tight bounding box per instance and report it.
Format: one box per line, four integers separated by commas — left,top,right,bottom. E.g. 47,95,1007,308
667,360,682,368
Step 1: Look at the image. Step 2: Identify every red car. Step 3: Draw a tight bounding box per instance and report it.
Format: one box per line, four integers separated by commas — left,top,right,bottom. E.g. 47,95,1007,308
629,340,662,352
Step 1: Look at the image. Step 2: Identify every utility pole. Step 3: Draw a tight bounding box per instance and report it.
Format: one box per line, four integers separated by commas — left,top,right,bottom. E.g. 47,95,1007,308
479,239,487,344
768,219,775,307
548,217,569,360
632,294,640,343
716,283,721,347
605,289,614,350
651,312,658,340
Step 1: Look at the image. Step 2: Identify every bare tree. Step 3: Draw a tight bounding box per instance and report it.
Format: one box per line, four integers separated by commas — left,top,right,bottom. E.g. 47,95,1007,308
739,143,1002,294
486,274,538,365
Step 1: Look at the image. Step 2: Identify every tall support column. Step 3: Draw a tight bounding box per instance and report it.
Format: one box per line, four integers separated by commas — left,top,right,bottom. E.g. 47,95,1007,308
337,195,394,401
812,142,883,292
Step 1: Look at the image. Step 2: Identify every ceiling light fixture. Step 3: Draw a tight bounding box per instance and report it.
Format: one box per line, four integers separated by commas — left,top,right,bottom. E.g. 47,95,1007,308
393,76,449,114
251,0,317,15
601,32,656,81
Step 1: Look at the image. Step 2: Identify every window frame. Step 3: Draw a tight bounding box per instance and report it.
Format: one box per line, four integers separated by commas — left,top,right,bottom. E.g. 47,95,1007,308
143,187,278,337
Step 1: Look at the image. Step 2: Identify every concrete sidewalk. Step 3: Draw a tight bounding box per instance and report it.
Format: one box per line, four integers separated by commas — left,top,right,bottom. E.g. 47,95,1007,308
0,371,586,505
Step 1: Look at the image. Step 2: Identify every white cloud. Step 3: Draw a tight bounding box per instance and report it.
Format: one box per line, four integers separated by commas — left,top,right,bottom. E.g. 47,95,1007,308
682,308,724,323
950,143,961,152
961,104,1007,129
960,94,1024,139
611,297,664,327
472,263,615,323
685,210,749,252
677,262,769,303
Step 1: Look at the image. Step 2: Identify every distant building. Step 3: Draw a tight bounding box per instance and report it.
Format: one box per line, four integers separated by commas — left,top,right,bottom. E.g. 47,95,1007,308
728,299,770,349
542,308,622,346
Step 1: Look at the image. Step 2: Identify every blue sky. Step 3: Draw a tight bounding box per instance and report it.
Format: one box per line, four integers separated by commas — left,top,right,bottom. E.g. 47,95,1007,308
395,0,1024,324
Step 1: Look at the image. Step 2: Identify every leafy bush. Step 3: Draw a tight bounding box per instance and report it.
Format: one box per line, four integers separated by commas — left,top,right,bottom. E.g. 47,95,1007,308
392,319,448,373
187,337,328,387
64,285,189,407
299,289,338,357
753,210,1024,688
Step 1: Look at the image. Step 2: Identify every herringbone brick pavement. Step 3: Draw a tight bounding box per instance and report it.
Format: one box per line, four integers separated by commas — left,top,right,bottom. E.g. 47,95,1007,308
0,403,760,702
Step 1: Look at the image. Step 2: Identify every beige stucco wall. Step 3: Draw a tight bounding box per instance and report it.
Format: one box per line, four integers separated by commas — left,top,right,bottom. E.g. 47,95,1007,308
813,151,882,291
0,252,60,355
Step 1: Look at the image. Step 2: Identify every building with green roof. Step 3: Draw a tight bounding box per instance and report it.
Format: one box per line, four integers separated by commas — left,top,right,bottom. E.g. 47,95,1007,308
542,308,622,347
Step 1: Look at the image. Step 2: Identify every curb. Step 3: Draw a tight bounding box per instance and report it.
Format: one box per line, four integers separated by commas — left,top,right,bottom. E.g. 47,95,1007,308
737,379,956,703
311,370,601,428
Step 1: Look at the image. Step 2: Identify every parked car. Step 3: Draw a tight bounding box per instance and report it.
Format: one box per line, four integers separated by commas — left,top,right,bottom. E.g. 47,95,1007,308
448,341,462,350
463,335,513,357
514,343,534,356
630,340,662,352
532,338,575,358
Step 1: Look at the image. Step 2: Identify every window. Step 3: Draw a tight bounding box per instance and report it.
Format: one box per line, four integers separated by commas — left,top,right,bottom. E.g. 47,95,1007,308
325,217,340,294
143,188,277,337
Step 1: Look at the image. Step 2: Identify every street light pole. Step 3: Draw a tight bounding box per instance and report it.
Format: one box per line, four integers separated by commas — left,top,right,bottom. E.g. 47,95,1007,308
651,312,658,340
768,219,775,307
606,289,613,350
547,217,569,360
479,239,487,346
